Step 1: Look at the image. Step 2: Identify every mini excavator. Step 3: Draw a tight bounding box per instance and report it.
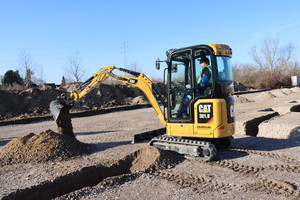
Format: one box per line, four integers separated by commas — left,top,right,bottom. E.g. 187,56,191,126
50,44,235,161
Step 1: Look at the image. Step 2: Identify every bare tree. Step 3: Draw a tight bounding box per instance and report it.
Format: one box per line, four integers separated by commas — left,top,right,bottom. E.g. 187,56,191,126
249,38,295,76
129,62,140,72
60,76,66,87
65,55,85,83
18,51,38,87
232,63,258,87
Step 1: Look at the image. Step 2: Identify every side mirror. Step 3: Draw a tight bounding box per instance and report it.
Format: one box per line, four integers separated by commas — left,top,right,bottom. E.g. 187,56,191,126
155,58,161,70
171,63,178,73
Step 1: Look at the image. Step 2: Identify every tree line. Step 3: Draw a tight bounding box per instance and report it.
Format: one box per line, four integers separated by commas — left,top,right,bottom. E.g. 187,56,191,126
1,52,85,88
233,38,300,89
1,38,300,89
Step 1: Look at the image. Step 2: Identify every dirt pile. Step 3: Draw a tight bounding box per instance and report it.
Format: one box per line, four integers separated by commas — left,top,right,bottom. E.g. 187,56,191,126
234,82,248,91
120,146,180,173
235,95,253,104
0,129,91,164
55,106,75,137
69,83,148,111
0,86,64,120
0,83,166,121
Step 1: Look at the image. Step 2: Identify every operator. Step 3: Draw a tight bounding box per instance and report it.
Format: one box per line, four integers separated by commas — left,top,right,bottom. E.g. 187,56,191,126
197,57,213,95
178,57,213,118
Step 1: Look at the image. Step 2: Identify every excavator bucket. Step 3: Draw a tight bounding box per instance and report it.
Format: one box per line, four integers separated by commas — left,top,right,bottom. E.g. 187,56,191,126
50,100,68,122
49,99,75,137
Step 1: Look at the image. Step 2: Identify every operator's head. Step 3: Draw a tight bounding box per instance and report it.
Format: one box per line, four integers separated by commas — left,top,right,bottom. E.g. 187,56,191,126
200,57,209,68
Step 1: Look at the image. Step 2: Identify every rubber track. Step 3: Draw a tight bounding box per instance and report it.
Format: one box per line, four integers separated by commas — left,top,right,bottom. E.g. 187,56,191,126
150,136,217,161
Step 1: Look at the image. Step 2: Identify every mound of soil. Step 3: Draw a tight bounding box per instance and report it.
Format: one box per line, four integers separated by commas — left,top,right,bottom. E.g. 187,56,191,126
123,146,179,173
254,91,276,100
235,95,253,103
234,82,248,91
0,82,166,121
0,129,91,164
0,87,64,120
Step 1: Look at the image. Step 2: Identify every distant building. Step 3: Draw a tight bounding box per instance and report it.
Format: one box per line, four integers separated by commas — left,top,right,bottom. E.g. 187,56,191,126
45,83,57,88
291,76,300,87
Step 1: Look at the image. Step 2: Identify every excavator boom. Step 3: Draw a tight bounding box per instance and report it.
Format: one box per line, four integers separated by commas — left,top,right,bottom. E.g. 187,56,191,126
49,66,167,136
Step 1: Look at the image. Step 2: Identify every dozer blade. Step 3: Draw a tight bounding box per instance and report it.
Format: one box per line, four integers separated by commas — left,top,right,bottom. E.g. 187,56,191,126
132,128,166,143
49,99,75,137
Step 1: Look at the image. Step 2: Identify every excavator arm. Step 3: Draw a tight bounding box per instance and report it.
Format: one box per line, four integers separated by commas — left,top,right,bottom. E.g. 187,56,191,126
50,66,167,128
69,66,115,102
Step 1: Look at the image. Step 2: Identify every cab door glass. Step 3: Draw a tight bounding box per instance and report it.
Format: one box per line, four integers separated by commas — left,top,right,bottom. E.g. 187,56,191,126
216,56,233,81
169,50,193,120
194,53,212,97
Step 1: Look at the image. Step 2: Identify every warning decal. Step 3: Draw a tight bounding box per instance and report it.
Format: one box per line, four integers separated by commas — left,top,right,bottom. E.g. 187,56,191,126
198,103,213,123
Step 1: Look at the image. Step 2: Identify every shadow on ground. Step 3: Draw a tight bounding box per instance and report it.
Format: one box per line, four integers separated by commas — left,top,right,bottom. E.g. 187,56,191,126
90,140,133,153
233,135,300,151
76,130,119,136
0,137,17,147
214,135,300,160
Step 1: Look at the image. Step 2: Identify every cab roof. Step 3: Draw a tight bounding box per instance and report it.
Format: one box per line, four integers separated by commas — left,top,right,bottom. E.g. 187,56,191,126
166,44,232,58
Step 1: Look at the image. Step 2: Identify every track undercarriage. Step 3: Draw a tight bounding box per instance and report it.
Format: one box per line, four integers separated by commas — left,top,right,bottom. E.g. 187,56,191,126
133,128,233,161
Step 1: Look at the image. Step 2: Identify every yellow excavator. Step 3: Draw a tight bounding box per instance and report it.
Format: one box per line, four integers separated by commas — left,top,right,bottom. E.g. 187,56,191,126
50,44,235,161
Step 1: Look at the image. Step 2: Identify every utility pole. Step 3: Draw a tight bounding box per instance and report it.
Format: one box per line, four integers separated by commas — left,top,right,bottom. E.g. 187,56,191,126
121,40,128,68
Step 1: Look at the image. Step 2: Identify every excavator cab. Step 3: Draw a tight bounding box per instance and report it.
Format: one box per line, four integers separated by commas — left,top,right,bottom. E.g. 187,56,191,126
166,44,234,122
147,44,235,160
163,44,235,138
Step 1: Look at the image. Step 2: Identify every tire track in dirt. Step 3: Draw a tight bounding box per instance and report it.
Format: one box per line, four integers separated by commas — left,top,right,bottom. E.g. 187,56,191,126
231,148,300,173
212,160,264,175
215,150,300,198
268,164,300,173
243,178,300,199
151,170,231,193
188,149,300,199
231,148,299,165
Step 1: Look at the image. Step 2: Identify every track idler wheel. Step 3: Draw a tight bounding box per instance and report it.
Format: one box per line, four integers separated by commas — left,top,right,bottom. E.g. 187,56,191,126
199,143,217,161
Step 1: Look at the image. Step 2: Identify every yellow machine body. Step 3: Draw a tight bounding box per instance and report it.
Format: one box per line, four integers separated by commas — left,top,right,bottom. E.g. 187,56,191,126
167,98,235,138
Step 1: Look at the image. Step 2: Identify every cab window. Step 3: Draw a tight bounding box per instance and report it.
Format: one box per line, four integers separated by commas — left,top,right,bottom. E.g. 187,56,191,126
169,50,193,120
216,56,233,81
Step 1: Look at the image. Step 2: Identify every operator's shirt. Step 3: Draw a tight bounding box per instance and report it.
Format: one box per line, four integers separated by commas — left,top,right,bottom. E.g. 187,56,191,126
197,65,212,93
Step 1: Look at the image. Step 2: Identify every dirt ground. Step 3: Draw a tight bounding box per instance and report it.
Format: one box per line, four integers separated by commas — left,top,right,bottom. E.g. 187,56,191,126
0,87,300,199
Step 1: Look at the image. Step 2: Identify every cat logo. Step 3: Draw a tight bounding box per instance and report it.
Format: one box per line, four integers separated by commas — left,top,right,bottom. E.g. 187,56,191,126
128,79,138,84
198,103,213,123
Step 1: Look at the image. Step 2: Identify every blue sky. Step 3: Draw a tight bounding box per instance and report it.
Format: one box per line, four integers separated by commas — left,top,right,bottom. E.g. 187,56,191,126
1,0,300,84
